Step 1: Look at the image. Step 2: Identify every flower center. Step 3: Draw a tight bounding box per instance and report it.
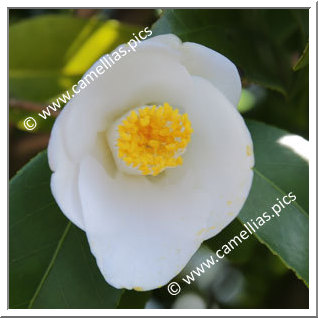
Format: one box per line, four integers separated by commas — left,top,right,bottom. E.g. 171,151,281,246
112,103,193,176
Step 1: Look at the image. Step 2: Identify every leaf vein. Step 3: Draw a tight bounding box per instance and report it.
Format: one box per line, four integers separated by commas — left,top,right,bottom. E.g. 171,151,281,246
28,221,71,308
253,168,308,216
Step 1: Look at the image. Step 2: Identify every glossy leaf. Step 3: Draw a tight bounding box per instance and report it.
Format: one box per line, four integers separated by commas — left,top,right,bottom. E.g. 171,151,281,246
238,120,308,284
9,151,124,308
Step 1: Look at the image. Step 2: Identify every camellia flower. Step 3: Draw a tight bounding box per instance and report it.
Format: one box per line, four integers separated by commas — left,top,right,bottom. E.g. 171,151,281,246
48,34,254,291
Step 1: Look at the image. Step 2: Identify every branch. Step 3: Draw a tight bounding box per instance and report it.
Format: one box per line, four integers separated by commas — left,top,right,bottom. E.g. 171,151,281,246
9,99,60,117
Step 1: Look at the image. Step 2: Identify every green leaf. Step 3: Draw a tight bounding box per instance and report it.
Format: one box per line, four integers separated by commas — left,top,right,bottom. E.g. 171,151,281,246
247,120,308,211
293,43,309,71
238,120,308,284
152,9,308,95
9,151,123,308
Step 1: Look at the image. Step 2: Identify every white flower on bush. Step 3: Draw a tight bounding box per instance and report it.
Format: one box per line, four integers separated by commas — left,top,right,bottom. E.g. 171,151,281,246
48,34,254,291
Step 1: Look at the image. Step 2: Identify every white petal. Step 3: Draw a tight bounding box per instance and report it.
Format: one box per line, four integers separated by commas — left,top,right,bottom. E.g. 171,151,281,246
140,33,182,51
180,41,241,106
173,75,254,240
48,107,85,230
78,155,212,291
140,34,242,106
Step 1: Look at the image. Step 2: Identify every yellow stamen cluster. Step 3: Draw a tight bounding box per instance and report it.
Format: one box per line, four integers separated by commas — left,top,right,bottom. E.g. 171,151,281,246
117,103,193,176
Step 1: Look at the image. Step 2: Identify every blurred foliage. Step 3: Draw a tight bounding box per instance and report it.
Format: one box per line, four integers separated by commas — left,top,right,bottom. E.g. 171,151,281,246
9,8,309,309
9,14,140,133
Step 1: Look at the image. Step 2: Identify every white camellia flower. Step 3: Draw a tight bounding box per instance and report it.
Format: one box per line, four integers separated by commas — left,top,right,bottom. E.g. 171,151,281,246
48,34,254,291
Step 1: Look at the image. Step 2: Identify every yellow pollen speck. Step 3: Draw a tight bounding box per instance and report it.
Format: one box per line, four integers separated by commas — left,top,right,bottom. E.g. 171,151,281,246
133,286,143,291
246,145,252,156
227,201,232,205
209,226,216,230
196,228,206,236
117,103,193,176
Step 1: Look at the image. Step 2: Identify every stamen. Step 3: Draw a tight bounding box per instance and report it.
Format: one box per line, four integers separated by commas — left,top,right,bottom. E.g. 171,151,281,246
116,103,193,176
